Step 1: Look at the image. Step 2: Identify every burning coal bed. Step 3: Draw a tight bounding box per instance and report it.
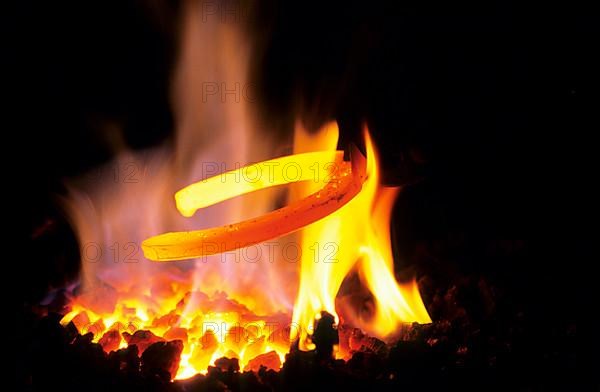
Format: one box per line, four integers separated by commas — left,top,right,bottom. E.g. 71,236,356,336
26,270,573,392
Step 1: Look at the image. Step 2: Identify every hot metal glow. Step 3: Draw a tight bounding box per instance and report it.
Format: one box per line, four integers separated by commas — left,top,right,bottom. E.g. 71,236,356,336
142,151,365,261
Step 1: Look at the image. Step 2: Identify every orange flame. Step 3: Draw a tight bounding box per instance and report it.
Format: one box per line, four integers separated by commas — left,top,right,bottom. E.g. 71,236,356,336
290,121,431,351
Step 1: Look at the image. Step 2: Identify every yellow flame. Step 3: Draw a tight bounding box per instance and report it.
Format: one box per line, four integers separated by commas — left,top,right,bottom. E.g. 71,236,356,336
291,121,431,350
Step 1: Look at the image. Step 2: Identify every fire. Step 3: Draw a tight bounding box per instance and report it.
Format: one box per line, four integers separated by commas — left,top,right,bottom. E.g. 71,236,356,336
59,121,430,378
59,120,430,378
60,288,289,378
290,122,431,351
56,0,430,381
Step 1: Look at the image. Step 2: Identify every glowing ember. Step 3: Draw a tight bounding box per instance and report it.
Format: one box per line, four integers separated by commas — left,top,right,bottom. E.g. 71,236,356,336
61,289,289,379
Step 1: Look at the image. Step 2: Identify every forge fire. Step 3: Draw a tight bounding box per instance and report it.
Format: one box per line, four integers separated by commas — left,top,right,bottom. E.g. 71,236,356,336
42,0,434,380
58,121,431,379
19,0,575,391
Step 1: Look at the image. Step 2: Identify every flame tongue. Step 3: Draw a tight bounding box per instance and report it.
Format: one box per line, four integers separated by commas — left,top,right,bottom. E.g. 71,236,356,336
290,122,431,351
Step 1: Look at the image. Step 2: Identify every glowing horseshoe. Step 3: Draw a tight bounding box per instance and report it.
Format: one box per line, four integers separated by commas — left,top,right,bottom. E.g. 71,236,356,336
142,150,366,261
